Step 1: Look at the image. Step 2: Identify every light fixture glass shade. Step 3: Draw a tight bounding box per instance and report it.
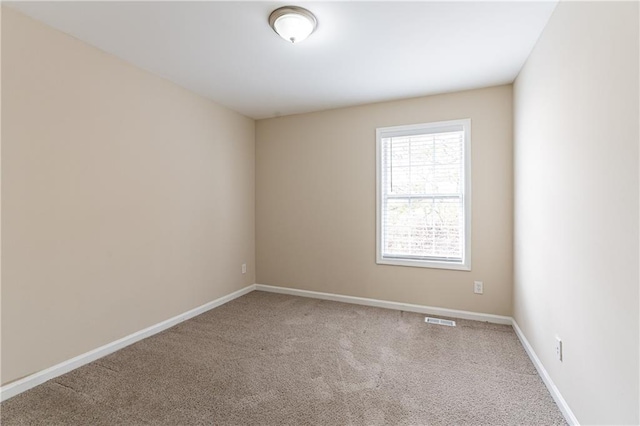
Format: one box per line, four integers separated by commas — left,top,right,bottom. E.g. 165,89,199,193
269,6,317,44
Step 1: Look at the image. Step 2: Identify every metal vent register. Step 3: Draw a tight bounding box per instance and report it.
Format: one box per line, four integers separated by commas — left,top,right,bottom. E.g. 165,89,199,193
425,317,456,327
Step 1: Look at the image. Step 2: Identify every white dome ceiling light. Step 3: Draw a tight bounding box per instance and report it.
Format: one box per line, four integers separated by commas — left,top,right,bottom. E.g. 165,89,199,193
268,6,317,44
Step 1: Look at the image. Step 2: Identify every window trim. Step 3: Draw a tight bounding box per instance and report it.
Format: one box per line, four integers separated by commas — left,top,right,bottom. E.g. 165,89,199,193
375,118,472,271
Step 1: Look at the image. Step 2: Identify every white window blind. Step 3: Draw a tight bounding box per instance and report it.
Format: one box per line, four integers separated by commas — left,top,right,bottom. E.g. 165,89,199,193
376,119,471,270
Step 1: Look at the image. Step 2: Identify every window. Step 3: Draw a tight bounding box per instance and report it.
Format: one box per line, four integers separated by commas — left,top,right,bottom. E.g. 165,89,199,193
376,119,471,270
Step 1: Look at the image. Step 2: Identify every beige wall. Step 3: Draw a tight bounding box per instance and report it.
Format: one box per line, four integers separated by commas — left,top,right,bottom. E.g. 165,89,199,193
256,86,513,316
513,2,639,424
1,8,255,385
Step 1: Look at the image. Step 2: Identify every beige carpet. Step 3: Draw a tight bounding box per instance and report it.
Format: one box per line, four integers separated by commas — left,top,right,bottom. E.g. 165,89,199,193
1,291,566,425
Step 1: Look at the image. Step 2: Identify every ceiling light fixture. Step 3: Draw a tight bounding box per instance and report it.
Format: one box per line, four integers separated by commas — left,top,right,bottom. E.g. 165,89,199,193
269,6,317,44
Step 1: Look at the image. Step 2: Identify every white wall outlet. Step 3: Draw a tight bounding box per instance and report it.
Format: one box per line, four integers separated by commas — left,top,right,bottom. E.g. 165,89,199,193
241,263,247,274
555,336,563,361
473,281,483,294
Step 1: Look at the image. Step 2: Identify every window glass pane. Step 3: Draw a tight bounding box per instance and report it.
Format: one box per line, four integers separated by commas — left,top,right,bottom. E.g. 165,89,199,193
384,132,463,196
383,197,463,259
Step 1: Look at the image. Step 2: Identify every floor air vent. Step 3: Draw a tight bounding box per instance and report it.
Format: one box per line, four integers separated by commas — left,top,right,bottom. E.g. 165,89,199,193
425,317,456,327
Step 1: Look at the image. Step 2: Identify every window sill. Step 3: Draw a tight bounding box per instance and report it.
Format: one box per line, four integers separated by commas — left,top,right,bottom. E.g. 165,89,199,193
376,257,470,271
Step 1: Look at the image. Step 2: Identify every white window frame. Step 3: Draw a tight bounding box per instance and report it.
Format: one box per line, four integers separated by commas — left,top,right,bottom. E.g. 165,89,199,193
376,118,472,271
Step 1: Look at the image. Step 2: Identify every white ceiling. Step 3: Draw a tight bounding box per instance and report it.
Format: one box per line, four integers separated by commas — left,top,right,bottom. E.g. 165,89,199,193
8,1,558,119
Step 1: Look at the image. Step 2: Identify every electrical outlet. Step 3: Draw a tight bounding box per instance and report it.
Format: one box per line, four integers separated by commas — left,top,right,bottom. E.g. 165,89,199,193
555,336,562,361
241,263,247,274
473,281,483,294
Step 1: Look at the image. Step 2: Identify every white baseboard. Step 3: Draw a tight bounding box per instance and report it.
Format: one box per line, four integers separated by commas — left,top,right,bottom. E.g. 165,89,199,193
0,284,256,402
2,281,578,426
512,320,579,425
254,283,512,325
